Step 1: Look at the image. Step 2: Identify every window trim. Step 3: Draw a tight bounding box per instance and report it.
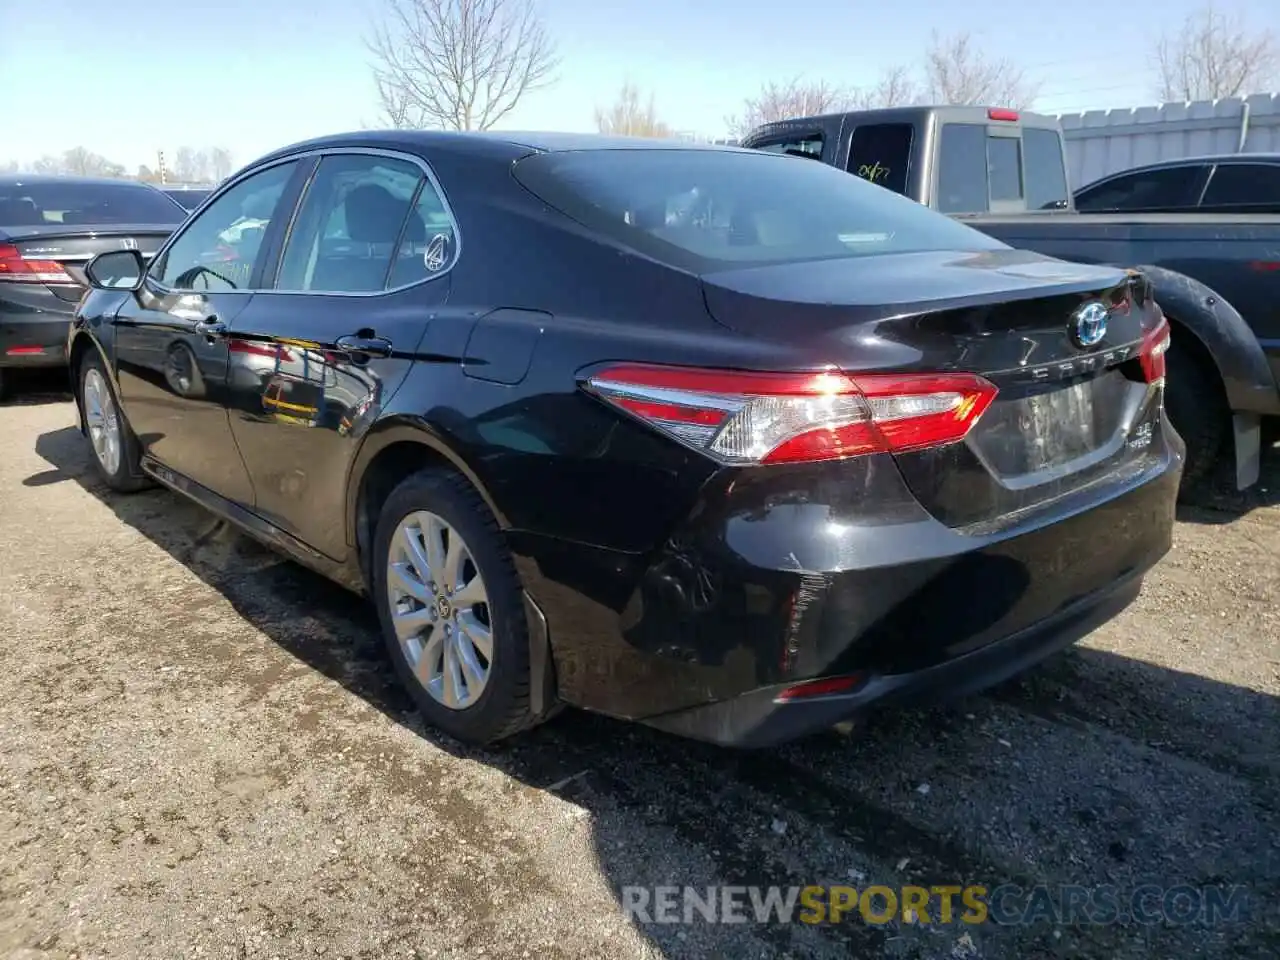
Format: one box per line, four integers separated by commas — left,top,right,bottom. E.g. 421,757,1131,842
143,146,463,300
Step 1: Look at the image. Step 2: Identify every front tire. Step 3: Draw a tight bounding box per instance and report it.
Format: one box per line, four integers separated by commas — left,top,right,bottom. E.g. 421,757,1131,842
372,469,539,745
78,353,148,492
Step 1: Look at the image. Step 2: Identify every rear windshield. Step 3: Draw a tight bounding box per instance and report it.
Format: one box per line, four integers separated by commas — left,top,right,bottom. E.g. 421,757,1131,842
512,148,1005,272
0,181,187,228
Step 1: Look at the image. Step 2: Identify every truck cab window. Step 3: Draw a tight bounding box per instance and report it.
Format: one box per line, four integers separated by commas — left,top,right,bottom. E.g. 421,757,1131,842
987,137,1023,202
937,124,989,214
754,134,824,162
1023,127,1068,209
846,124,913,196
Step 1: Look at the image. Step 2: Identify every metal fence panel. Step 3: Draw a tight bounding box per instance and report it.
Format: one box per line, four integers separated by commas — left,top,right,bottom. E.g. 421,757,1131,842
1057,93,1280,188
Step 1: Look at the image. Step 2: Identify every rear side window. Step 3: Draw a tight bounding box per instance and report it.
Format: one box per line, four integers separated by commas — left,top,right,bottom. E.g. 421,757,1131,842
512,148,1005,272
1023,128,1068,210
847,123,913,195
1200,163,1280,207
1074,166,1203,212
937,124,989,214
0,181,186,228
276,154,453,293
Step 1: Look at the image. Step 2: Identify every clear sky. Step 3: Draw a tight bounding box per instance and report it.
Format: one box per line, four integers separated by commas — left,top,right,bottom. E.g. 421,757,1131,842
2,0,1276,172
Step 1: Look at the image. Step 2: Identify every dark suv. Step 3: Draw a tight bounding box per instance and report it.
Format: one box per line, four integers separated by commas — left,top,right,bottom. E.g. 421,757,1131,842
68,131,1182,748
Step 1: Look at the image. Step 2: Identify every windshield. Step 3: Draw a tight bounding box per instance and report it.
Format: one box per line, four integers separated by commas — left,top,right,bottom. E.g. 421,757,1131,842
512,148,1005,272
0,181,187,228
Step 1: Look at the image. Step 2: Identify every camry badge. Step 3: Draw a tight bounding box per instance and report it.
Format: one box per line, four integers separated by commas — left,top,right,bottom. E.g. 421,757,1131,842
1070,300,1109,349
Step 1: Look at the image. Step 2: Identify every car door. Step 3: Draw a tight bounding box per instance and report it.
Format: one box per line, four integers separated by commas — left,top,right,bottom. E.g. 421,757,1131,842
225,149,458,561
112,159,309,506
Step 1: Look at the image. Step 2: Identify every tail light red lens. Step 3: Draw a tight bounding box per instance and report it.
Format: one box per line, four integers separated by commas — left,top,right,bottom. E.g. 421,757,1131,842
0,244,76,285
1139,317,1171,385
584,364,998,465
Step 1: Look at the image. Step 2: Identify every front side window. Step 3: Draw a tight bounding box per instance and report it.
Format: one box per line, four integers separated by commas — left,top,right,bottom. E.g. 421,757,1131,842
152,161,299,291
1200,163,1280,207
1074,166,1202,212
512,148,1005,273
847,123,913,195
275,153,444,293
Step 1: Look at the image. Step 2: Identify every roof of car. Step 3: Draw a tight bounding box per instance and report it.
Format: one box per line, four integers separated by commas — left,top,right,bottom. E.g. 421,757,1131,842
0,174,163,188
252,129,745,167
1097,153,1280,176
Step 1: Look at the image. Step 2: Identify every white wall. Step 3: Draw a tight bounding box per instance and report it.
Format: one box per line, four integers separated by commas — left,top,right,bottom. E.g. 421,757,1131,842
1057,93,1280,188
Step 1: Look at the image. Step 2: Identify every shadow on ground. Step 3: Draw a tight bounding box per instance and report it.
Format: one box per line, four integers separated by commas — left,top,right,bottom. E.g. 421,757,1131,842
28,424,1280,960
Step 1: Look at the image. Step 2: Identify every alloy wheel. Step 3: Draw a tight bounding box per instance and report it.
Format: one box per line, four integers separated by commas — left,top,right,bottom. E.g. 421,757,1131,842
386,510,493,709
83,368,122,477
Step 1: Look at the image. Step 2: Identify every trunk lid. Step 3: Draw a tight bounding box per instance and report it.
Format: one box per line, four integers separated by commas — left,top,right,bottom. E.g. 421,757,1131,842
700,247,1166,526
3,226,174,302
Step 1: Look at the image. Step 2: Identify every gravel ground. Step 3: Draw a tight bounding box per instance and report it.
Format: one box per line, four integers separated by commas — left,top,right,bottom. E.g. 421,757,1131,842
1,373,1277,960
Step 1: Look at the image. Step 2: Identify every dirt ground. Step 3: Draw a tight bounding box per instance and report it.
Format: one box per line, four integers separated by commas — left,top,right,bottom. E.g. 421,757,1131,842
1,372,1277,960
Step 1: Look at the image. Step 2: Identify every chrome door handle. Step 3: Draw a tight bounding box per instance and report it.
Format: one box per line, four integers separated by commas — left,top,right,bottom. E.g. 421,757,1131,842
194,317,226,338
335,334,393,358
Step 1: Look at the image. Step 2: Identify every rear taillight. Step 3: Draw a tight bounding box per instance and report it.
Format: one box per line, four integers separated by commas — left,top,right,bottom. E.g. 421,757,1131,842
584,364,998,465
988,108,1020,122
1139,317,1171,386
0,244,76,285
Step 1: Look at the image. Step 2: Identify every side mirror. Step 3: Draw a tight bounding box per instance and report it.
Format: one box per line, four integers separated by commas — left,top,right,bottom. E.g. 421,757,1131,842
85,249,147,291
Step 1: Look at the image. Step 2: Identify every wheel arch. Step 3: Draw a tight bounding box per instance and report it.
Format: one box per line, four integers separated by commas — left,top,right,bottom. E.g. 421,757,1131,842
66,329,118,433
345,417,508,595
1136,264,1280,417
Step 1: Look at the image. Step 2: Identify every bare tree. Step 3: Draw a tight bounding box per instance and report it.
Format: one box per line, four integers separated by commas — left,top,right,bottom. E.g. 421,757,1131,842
57,147,126,178
850,65,921,109
1153,2,1278,101
171,147,213,183
594,81,673,137
368,0,559,130
208,147,236,181
924,31,1039,108
726,77,851,139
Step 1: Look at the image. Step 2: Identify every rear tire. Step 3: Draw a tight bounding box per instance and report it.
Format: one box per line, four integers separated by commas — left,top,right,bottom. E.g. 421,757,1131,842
1163,329,1229,501
0,367,7,402
77,352,149,492
372,468,540,745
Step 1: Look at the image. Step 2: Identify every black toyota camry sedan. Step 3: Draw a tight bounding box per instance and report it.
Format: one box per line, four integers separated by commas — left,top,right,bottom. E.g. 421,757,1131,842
67,131,1182,748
